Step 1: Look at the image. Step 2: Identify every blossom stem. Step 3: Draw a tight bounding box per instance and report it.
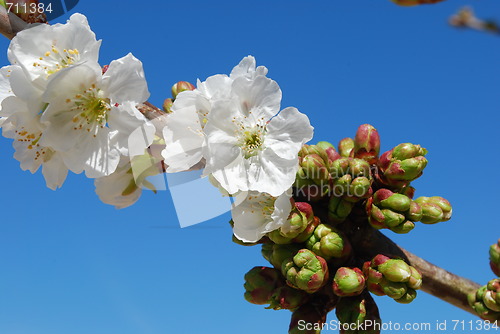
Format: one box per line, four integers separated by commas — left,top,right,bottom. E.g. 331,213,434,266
0,5,28,39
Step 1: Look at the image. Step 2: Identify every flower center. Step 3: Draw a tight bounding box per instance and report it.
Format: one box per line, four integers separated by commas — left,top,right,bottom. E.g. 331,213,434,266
67,84,111,136
237,125,265,158
15,127,53,163
32,45,80,77
247,193,276,218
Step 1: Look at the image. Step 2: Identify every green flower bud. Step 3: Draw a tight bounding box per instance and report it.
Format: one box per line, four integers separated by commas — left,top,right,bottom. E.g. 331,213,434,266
469,285,500,322
328,196,354,224
302,154,331,185
392,143,427,160
367,282,386,296
267,203,315,244
171,81,195,99
338,138,354,158
353,124,380,165
262,243,302,269
407,201,423,222
332,267,366,297
329,158,351,178
378,259,412,282
380,279,407,299
484,290,500,312
329,159,373,202
293,216,321,244
365,255,421,303
407,266,423,290
490,239,500,277
243,266,282,305
336,296,367,327
162,98,173,113
346,177,372,202
316,141,335,151
363,261,384,284
380,209,405,228
317,141,341,163
333,174,352,197
268,285,309,310
378,143,428,187
415,196,452,224
390,220,415,234
306,224,352,260
395,288,418,304
367,189,416,233
337,294,382,334
281,211,308,239
282,249,329,294
379,193,411,212
349,158,371,177
267,229,293,244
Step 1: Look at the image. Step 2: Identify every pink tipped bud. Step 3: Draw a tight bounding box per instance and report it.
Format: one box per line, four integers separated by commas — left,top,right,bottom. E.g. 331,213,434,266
163,98,174,113
353,124,380,165
338,138,354,158
171,81,195,99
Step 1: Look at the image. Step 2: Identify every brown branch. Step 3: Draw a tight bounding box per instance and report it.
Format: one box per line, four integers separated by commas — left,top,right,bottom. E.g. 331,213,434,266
349,222,481,316
402,248,480,314
0,5,28,39
449,7,500,35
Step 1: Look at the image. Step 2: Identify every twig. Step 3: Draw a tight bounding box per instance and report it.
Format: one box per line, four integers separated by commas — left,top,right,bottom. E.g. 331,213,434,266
349,222,481,316
0,5,27,39
449,7,500,35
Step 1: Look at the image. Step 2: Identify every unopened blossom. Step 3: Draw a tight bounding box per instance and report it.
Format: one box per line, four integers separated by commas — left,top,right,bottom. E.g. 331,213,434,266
162,56,272,173
95,137,165,208
232,189,292,243
8,13,101,88
39,53,152,178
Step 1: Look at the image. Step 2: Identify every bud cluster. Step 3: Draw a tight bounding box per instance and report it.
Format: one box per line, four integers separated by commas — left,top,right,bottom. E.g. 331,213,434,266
468,279,500,323
243,266,309,310
293,124,452,234
363,255,422,304
366,189,421,234
237,124,451,333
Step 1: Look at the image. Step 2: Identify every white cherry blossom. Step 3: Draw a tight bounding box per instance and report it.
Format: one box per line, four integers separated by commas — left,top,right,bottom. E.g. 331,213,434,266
8,13,101,88
203,75,313,197
39,53,151,178
0,66,69,189
231,189,292,243
162,56,272,173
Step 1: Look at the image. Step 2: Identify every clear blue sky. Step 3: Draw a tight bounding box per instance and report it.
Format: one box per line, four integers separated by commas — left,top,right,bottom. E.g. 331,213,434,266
0,1,499,333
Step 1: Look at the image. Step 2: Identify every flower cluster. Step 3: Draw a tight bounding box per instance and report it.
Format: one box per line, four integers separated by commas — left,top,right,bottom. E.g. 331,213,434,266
0,14,154,195
0,13,315,227
161,56,314,242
